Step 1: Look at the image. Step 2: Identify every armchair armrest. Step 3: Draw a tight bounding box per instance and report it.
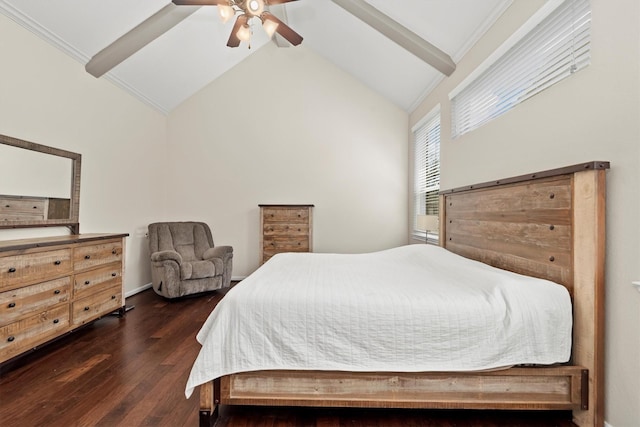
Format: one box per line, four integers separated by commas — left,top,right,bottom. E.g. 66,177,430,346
202,245,233,260
151,250,183,264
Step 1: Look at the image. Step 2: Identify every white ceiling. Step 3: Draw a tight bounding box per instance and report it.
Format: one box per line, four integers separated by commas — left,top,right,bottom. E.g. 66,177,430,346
0,0,512,114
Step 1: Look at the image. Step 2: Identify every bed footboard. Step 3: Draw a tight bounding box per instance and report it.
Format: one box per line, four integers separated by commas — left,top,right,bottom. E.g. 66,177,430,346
199,366,587,427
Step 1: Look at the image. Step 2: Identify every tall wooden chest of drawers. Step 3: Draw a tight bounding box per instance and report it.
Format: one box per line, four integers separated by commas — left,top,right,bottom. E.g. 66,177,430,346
0,233,127,363
260,205,314,264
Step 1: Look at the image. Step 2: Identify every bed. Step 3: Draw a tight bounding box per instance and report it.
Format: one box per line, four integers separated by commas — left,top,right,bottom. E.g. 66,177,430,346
188,161,608,427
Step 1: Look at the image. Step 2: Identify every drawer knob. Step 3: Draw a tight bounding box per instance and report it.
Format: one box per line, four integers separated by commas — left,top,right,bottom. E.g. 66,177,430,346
111,272,117,277
112,249,117,255
54,290,61,295
549,256,555,262
7,336,15,342
111,295,116,300
8,267,16,273
54,260,62,265
4,204,9,208
84,255,91,260
84,280,91,285
549,193,555,199
84,306,90,311
8,302,16,308
53,319,59,324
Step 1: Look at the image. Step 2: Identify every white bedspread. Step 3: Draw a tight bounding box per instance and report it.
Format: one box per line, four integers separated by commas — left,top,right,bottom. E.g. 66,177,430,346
185,245,572,397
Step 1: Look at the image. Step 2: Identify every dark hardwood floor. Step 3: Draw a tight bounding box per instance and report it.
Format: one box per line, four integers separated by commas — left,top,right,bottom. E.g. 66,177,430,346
0,286,577,427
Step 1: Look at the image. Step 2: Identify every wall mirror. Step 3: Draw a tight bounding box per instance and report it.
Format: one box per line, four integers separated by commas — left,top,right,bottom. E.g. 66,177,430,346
0,134,81,234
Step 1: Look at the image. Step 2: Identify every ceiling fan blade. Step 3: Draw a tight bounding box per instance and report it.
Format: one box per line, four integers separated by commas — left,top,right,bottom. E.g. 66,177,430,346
172,0,228,5
330,0,455,76
227,15,249,47
262,12,303,46
86,3,200,78
266,0,299,4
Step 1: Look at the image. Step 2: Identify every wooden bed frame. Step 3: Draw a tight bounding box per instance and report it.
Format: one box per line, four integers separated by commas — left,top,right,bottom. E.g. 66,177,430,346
198,161,609,427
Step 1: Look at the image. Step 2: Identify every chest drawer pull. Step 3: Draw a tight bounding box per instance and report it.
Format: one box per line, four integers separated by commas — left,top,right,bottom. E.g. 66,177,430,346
112,249,117,255
7,336,15,342
84,280,91,285
111,295,116,299
54,290,61,295
84,306,90,311
111,272,117,277
54,260,61,265
53,319,59,324
84,255,91,260
7,302,16,308
8,267,16,273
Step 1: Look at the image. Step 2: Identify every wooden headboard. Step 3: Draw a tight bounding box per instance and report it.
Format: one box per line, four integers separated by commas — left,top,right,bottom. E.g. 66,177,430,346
439,161,609,426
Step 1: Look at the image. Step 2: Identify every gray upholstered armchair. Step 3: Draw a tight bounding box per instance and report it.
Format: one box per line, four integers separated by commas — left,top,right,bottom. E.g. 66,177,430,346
148,222,233,299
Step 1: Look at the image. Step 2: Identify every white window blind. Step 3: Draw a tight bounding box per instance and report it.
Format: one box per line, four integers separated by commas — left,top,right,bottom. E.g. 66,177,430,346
451,0,591,138
412,109,440,240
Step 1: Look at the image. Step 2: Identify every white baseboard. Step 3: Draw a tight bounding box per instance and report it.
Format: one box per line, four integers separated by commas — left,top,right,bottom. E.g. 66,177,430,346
125,282,152,298
125,278,246,298
605,422,613,427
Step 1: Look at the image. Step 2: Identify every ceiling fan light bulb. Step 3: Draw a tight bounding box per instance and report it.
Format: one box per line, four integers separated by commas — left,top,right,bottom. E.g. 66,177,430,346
237,24,251,42
218,5,234,23
263,19,279,38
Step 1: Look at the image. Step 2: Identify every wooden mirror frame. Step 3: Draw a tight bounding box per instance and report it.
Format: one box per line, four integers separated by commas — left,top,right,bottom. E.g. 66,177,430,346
0,134,81,234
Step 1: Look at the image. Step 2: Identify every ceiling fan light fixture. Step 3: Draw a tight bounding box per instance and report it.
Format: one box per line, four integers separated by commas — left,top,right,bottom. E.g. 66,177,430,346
262,18,279,38
218,4,234,23
236,23,252,42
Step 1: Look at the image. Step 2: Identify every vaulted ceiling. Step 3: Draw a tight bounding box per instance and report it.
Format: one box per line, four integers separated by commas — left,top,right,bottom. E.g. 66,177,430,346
0,0,511,114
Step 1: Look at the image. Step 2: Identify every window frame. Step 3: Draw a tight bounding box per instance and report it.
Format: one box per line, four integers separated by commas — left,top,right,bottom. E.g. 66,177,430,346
449,0,591,138
411,106,441,244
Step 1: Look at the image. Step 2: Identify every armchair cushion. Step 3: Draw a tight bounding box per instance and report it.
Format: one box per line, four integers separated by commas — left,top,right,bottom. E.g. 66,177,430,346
181,259,218,280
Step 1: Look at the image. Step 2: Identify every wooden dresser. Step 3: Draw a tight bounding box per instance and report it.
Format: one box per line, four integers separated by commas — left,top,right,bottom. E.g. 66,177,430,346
259,204,314,264
0,233,127,363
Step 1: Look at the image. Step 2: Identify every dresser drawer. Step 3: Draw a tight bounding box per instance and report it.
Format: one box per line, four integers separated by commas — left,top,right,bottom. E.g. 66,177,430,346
72,285,122,326
74,240,123,271
0,304,69,361
0,196,46,221
0,249,72,292
263,223,309,237
263,237,310,258
74,263,122,296
0,277,71,325
262,208,310,224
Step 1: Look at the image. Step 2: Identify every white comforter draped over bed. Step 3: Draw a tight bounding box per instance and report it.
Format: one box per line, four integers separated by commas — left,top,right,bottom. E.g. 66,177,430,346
185,245,572,398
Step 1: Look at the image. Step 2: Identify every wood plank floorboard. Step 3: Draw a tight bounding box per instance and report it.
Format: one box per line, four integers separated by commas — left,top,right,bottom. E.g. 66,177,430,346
0,286,576,427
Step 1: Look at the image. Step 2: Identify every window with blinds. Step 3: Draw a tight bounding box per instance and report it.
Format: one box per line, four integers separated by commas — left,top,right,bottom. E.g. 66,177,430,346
451,0,591,138
412,108,440,240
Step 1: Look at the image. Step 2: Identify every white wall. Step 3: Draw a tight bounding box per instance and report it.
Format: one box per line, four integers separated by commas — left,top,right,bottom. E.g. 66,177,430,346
410,1,640,425
0,13,167,294
167,43,409,277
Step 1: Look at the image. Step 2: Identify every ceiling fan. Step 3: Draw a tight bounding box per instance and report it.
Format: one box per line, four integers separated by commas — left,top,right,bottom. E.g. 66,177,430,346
85,0,454,79
173,0,303,48
85,0,302,78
